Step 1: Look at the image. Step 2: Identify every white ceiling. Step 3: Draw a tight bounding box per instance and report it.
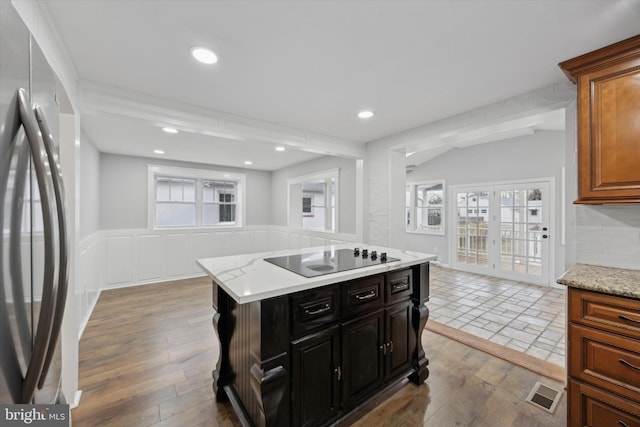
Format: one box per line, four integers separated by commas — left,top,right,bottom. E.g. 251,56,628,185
42,0,640,171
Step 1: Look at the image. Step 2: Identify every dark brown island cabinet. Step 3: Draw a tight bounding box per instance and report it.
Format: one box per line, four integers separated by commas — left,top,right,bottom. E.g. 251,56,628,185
209,263,430,427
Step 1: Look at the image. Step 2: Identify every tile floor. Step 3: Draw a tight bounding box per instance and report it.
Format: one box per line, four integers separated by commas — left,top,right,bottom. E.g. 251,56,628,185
428,265,566,367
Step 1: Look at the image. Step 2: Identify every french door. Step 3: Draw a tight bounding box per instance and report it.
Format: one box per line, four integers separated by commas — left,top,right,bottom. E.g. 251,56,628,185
452,180,552,285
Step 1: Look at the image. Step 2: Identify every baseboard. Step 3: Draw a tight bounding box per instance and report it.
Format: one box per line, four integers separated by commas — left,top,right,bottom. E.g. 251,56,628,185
69,390,82,409
78,289,101,340
102,272,208,291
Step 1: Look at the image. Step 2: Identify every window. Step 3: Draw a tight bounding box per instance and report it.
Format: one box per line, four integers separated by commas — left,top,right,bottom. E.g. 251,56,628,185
148,165,246,229
288,169,339,233
406,180,445,235
203,180,237,225
302,197,312,215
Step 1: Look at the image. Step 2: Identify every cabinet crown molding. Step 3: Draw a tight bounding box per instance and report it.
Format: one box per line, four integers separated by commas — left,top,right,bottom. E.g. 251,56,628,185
559,34,640,83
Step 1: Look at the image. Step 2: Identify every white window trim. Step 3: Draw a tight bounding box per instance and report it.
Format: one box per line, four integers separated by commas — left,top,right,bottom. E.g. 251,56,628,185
406,179,446,236
147,164,247,230
287,168,340,234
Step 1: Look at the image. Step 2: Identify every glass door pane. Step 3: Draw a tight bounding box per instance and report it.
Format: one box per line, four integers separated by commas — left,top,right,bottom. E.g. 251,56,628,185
497,184,547,280
456,191,489,268
452,181,550,284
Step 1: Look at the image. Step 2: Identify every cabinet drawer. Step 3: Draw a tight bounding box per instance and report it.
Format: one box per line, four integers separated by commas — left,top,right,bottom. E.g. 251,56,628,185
569,324,640,403
568,379,640,427
385,269,413,305
341,275,384,320
569,288,640,340
291,285,339,336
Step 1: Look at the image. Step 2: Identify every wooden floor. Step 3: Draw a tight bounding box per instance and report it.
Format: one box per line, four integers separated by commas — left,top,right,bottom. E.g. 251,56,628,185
72,277,567,427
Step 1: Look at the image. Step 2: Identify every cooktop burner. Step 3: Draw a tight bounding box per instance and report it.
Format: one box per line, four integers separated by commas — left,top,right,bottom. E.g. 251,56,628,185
264,248,400,278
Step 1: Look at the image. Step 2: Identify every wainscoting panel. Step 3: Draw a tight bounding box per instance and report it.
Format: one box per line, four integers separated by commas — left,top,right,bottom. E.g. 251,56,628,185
137,234,165,282
190,232,215,274
254,230,270,252
105,235,133,286
77,226,357,339
166,234,190,278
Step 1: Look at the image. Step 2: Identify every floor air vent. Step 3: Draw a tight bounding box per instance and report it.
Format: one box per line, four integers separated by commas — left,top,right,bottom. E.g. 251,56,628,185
525,382,562,413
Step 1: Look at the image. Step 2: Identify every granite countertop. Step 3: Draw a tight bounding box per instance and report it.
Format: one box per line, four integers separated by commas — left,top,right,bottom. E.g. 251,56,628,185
197,243,437,304
557,263,640,300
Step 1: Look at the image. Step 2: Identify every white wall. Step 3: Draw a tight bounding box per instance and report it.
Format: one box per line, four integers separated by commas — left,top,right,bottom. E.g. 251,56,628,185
271,156,357,235
100,153,272,229
405,130,566,281
79,133,100,239
574,205,640,269
364,83,575,252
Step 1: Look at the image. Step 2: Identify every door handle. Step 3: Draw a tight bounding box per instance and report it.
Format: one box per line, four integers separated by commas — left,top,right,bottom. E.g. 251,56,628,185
35,105,69,389
15,88,58,403
8,137,34,362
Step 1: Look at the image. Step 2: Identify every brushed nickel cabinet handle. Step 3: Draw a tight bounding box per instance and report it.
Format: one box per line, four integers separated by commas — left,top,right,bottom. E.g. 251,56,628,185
335,366,341,381
619,314,640,325
380,344,386,356
355,291,376,301
619,359,640,371
392,282,409,292
305,303,330,315
389,341,394,353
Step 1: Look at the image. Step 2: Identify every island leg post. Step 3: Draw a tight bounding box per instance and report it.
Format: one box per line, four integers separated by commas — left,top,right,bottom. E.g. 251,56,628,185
409,302,430,384
212,281,234,402
409,262,430,385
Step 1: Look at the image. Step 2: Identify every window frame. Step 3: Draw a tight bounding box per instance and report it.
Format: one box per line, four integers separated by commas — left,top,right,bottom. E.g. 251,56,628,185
287,168,339,234
147,164,246,230
406,179,445,235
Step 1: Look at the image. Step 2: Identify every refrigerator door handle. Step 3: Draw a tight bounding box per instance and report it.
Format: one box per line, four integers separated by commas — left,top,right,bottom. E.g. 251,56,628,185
16,88,58,404
34,105,68,389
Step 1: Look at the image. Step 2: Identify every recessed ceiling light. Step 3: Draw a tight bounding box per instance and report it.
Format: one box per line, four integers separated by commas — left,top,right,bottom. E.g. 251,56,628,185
358,110,374,119
162,127,178,134
191,47,218,64
154,149,165,154
244,161,253,165
275,146,286,152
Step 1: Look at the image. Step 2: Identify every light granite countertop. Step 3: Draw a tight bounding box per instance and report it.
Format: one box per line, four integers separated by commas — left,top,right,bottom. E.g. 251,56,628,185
557,263,640,300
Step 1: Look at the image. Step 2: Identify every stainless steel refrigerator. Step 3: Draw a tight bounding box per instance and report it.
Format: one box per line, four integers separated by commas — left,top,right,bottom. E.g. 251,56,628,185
0,1,69,405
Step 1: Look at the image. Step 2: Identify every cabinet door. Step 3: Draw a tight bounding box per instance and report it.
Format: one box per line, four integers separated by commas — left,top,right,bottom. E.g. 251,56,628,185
568,379,640,427
577,59,640,202
341,310,384,409
291,326,340,427
385,301,412,381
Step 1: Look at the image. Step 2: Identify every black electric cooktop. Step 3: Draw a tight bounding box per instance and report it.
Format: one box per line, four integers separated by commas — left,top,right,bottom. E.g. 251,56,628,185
264,248,400,278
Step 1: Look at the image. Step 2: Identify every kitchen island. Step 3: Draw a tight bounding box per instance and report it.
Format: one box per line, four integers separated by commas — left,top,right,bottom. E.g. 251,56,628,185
197,244,436,427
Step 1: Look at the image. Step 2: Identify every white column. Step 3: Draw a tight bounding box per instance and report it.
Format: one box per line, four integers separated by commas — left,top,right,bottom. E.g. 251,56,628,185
59,111,80,407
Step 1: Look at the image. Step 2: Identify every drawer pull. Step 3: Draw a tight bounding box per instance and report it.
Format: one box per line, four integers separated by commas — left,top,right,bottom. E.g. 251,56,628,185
355,291,376,301
618,421,629,427
305,303,331,316
392,282,409,292
619,359,640,372
619,314,640,325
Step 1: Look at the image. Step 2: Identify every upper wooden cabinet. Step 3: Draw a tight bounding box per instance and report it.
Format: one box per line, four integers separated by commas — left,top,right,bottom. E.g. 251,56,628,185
559,35,640,204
